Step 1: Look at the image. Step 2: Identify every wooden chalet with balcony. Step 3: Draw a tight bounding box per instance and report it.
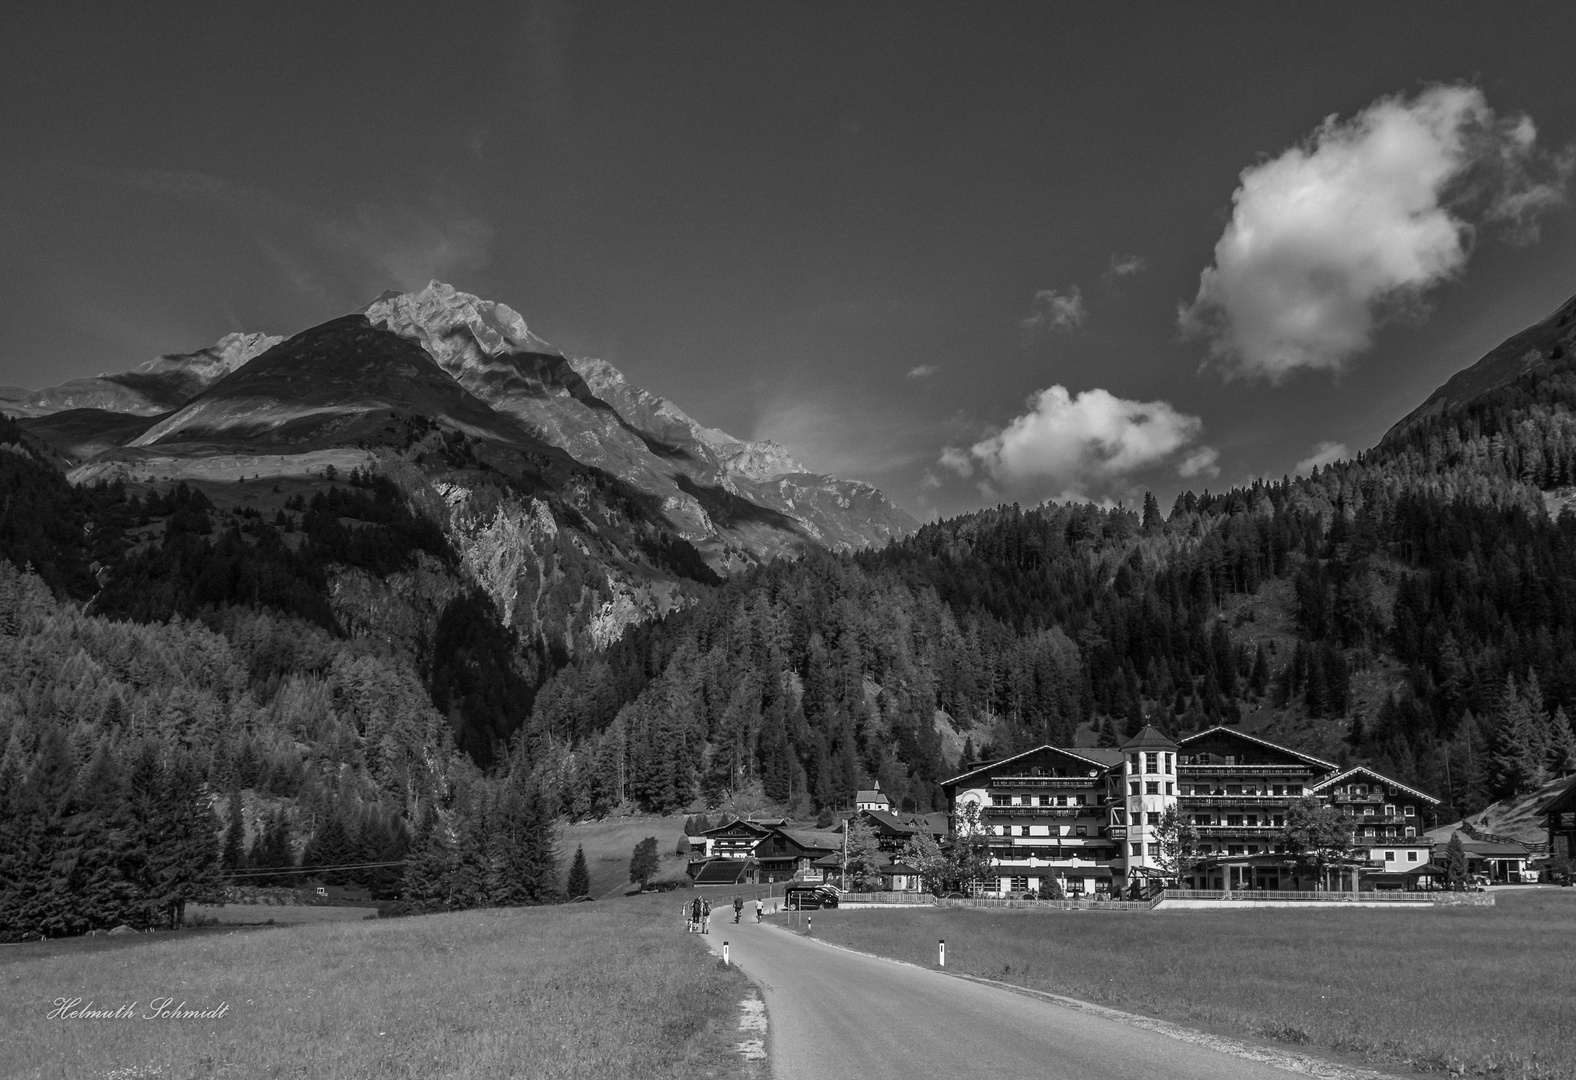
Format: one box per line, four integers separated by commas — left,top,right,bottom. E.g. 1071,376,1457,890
1312,765,1439,886
754,827,843,882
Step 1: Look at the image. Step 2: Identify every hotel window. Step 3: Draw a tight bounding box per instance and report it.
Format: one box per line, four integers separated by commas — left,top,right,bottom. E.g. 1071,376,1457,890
1227,815,1242,826
1166,782,1174,795
1132,811,1144,825
1383,804,1395,817
1056,795,1068,806
1011,876,1029,892
1356,785,1367,796
1075,794,1086,805
1020,826,1031,837
1130,842,1142,857
1404,805,1415,817
1075,825,1088,837
1224,755,1238,765
1363,805,1375,816
1129,753,1141,770
1146,781,1160,795
1273,815,1285,827
1405,826,1416,838
1146,752,1159,774
1385,851,1395,861
1148,843,1161,858
1165,753,1174,773
1364,826,1376,839
1129,781,1140,796
1272,785,1284,796
1039,795,1051,806
1288,785,1302,796
1020,795,1034,806
1408,851,1419,861
1228,845,1244,856
991,792,1009,805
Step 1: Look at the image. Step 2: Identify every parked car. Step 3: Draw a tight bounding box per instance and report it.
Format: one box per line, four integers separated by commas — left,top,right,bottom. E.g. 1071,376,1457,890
783,884,839,909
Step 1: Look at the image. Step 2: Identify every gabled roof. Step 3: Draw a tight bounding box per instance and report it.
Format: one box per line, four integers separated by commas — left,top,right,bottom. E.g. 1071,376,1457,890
855,788,891,804
701,817,781,837
942,744,1117,787
1177,726,1337,771
691,858,753,884
859,809,914,834
1537,773,1576,816
1310,765,1441,805
1457,837,1532,857
1119,724,1178,751
769,828,843,854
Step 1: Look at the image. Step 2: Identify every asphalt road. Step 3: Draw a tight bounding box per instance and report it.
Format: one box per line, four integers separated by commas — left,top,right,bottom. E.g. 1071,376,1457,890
700,914,1320,1080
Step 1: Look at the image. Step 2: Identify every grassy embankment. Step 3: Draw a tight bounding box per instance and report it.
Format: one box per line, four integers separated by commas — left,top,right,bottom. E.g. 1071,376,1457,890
3,893,754,1080
787,890,1576,1079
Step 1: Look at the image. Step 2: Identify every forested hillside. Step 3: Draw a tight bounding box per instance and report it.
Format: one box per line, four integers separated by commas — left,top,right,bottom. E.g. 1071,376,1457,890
519,341,1576,827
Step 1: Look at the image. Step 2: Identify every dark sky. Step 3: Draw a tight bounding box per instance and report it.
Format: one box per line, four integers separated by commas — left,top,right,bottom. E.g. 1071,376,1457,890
4,3,1575,519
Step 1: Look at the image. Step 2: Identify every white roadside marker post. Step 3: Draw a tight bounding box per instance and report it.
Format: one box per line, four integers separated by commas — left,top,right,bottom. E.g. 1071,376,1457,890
723,941,729,966
939,939,946,967
807,915,812,936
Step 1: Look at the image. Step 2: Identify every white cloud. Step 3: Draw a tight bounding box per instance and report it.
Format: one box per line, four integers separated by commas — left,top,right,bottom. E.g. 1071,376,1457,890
751,394,927,480
1178,446,1221,479
907,364,939,379
938,445,974,478
1294,440,1349,476
962,385,1205,501
1022,286,1086,336
1107,254,1147,278
1180,84,1571,382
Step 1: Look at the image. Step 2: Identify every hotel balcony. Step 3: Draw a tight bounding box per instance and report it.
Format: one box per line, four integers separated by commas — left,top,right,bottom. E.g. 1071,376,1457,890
988,776,1101,789
1180,764,1314,776
1181,794,1296,806
985,806,1096,819
1193,824,1285,836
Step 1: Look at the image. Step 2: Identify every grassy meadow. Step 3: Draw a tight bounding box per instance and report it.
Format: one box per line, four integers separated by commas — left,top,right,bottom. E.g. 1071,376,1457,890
788,889,1576,1079
560,815,692,898
2,893,756,1080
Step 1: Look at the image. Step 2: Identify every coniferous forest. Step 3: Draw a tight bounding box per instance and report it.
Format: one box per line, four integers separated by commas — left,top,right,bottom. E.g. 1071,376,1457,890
6,338,1576,938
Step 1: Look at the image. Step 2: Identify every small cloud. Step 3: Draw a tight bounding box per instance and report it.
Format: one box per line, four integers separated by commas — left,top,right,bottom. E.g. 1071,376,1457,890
1022,286,1086,338
1180,83,1571,382
1294,440,1349,476
962,385,1206,502
1178,446,1221,479
907,364,939,380
919,469,943,490
939,445,974,478
1107,254,1147,278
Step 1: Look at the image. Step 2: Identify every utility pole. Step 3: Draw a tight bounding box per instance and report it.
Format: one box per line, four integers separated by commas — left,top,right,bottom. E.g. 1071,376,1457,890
842,818,848,890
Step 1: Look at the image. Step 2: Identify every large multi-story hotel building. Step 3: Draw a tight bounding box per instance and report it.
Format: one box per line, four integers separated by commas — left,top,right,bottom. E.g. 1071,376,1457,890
942,724,1441,897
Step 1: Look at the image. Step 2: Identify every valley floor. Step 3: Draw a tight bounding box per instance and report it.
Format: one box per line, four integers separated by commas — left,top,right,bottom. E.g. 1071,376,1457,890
2,894,754,1080
784,888,1576,1079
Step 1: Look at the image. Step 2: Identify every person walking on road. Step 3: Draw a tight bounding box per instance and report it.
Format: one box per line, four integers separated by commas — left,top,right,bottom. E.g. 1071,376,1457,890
701,898,711,934
754,897,763,922
733,895,743,923
690,897,702,933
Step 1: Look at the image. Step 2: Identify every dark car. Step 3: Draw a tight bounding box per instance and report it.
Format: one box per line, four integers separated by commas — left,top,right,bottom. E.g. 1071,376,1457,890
783,885,840,909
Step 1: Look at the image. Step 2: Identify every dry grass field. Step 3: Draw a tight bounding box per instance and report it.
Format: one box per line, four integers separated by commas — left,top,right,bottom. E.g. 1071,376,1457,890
2,893,755,1080
790,889,1576,1079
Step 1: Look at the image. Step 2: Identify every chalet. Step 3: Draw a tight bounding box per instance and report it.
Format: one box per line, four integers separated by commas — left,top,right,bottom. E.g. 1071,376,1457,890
1452,835,1534,883
698,817,782,859
877,860,923,892
754,827,843,882
1312,765,1439,885
1542,774,1576,862
942,724,1444,898
847,808,950,853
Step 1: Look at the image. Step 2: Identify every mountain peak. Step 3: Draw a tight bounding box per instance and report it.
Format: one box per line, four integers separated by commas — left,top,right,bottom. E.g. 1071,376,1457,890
363,281,558,378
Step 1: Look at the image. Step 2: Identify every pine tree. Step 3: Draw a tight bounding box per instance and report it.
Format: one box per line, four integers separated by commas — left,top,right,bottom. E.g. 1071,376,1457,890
567,844,591,899
1445,833,1468,890
1549,707,1576,777
628,837,659,889
401,809,454,912
221,788,245,873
